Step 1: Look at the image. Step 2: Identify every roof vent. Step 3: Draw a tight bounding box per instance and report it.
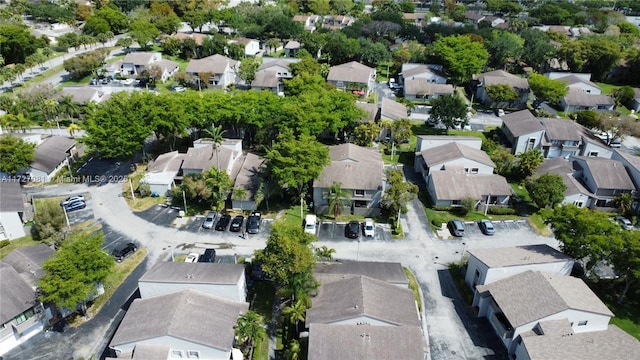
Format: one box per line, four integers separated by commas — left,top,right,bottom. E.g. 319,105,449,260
354,304,358,309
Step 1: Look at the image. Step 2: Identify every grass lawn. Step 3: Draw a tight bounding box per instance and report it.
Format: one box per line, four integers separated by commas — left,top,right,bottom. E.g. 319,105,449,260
0,235,39,259
528,213,552,236
448,263,475,308
122,164,168,211
590,279,640,340
404,267,423,312
247,281,276,360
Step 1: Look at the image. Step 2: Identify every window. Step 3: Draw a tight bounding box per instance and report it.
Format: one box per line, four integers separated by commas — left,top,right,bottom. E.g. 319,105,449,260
187,350,200,359
354,189,365,197
589,151,598,157
15,308,34,325
574,201,583,207
172,350,183,358
470,168,479,174
578,320,588,326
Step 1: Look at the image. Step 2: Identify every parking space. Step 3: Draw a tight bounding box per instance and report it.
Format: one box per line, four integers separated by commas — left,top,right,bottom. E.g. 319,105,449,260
316,221,393,242
441,219,531,239
100,223,137,255
135,204,180,227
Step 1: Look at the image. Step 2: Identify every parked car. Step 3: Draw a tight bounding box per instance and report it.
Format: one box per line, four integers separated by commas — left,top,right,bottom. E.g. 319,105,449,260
63,200,86,212
246,212,262,234
185,253,199,263
615,216,633,230
364,218,375,237
230,215,244,232
198,248,216,263
171,86,186,92
202,212,217,229
60,195,85,206
304,214,317,235
478,219,495,235
345,220,360,239
447,219,465,237
215,214,231,231
112,242,137,263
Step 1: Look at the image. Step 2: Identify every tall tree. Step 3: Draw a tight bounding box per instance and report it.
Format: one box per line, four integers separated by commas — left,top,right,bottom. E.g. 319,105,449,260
610,230,640,304
484,84,519,108
525,173,567,209
520,29,556,72
39,232,115,310
515,148,543,180
239,58,262,84
326,181,351,219
202,123,225,170
129,20,160,50
429,94,468,133
382,169,418,222
612,192,634,217
430,35,489,85
0,135,35,175
234,310,267,360
528,73,568,108
486,30,524,69
283,299,307,337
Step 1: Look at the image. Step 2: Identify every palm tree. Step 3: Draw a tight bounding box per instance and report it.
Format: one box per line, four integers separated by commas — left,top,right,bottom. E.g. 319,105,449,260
232,187,247,211
68,123,81,137
234,310,267,360
315,245,336,262
58,95,80,121
284,339,300,360
41,47,53,68
202,123,225,170
325,181,351,219
613,193,634,216
277,272,319,307
255,178,279,211
42,99,60,135
283,299,307,338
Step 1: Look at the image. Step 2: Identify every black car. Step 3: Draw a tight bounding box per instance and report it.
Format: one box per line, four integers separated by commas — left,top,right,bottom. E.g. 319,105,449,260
215,214,231,231
112,242,137,263
246,212,261,234
230,215,244,232
198,248,216,263
345,220,360,239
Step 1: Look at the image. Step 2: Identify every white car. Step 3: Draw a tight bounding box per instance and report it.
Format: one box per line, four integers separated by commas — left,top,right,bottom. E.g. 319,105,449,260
304,214,317,235
364,218,375,237
185,253,200,263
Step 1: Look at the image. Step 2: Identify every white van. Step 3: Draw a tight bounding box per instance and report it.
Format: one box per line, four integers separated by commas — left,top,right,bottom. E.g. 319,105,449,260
304,214,317,235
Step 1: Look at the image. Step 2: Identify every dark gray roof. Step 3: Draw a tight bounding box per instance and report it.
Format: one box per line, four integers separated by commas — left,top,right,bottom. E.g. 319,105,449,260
139,262,244,285
131,344,170,360
467,244,572,268
574,156,635,190
419,142,494,168
314,144,383,190
181,144,237,172
0,262,37,324
355,102,379,123
0,181,24,212
522,324,640,360
308,324,424,360
476,270,614,328
251,70,279,88
31,136,76,174
556,74,599,89
314,261,409,286
613,149,640,171
60,86,102,104
122,52,156,66
429,172,512,200
327,61,374,84
501,110,545,137
306,275,420,327
536,158,592,197
474,70,529,90
404,79,453,97
540,118,582,142
563,88,614,107
110,289,248,349
1,244,53,287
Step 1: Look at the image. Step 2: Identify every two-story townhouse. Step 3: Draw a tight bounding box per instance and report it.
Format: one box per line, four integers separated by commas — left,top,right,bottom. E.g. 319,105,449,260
473,70,530,109
0,182,26,240
536,158,596,209
227,37,261,57
612,150,640,210
251,58,300,94
571,156,635,208
185,54,239,90
326,61,376,97
500,110,546,155
540,117,583,159
313,144,384,216
120,52,162,77
322,15,355,30
399,63,448,85
292,14,321,32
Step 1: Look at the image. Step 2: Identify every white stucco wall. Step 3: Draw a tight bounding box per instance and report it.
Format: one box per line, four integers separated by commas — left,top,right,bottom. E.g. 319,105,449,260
428,159,494,176
465,257,574,291
113,336,232,360
138,278,246,303
0,211,25,240
512,130,545,155
580,142,612,159
0,317,44,356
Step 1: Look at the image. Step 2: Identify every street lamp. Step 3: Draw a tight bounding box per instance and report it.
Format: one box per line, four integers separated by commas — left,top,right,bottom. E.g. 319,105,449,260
62,205,70,227
167,245,175,262
356,239,361,262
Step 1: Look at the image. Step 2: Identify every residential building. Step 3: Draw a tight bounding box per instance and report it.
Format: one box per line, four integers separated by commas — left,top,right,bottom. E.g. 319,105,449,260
571,156,635,208
536,158,596,208
355,102,380,123
415,135,482,153
307,324,424,360
28,136,77,183
185,54,239,89
501,110,546,155
473,70,530,109
313,144,384,216
380,97,408,122
0,263,46,357
0,182,26,240
141,151,184,196
475,270,614,355
108,289,248,359
630,88,640,112
464,244,574,290
314,261,409,287
59,86,105,104
539,117,583,159
230,152,265,211
322,15,355,30
402,12,427,27
181,143,241,176
138,262,247,302
171,32,209,46
547,73,600,94
414,142,495,178
284,40,301,57
1,244,54,288
399,63,447,85
515,321,640,360
612,150,640,198
427,171,512,207
464,12,485,24
227,37,260,57
155,59,179,82
403,80,454,101
327,61,376,96
292,14,320,32
120,52,162,78
560,89,615,112
251,58,299,93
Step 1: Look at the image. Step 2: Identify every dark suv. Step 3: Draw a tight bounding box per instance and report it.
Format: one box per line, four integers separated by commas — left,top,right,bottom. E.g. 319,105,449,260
246,212,261,234
198,248,216,263
112,242,137,262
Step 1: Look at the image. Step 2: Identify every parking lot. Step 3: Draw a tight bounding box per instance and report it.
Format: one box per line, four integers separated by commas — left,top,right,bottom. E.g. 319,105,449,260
461,219,529,236
100,223,138,256
315,221,393,242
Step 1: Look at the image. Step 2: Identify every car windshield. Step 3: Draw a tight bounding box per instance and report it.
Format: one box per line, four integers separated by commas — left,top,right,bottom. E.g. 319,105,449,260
365,224,373,230
305,223,314,229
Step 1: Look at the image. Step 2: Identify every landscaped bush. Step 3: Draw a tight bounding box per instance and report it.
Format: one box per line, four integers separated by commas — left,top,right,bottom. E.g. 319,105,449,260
433,206,453,211
431,217,444,227
0,240,9,248
488,207,517,215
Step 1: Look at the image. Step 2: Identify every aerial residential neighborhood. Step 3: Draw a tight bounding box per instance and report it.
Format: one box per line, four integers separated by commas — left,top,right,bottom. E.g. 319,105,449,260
1,0,640,360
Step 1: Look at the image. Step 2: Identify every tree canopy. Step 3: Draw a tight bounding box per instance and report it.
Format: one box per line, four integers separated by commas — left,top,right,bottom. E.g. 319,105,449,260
528,73,569,108
430,35,489,85
0,134,35,175
526,173,567,209
429,94,468,132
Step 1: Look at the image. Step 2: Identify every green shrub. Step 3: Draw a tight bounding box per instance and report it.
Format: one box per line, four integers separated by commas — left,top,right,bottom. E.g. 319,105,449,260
431,217,444,227
488,207,517,215
433,206,453,211
0,240,9,248
453,206,468,216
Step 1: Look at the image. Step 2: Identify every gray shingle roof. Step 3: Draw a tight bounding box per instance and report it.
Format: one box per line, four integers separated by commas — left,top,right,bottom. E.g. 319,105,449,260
380,97,408,120
0,181,24,212
563,88,614,107
181,145,237,173
314,144,383,190
284,40,300,49
147,151,184,173
467,244,572,268
429,171,512,200
522,324,640,360
0,262,37,324
474,70,529,90
139,262,244,284
536,158,592,197
556,74,599,89
419,142,495,168
400,63,444,79
185,54,237,75
172,32,209,46
251,70,279,88
122,52,155,66
613,149,640,171
501,110,545,137
355,102,379,123
576,156,635,190
131,343,170,360
1,244,53,287
31,136,75,173
540,117,582,142
476,270,614,328
404,79,453,97
156,59,178,73
306,275,420,327
308,324,424,360
231,152,265,201
60,86,102,104
327,61,374,84
314,261,408,286
110,289,248,349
